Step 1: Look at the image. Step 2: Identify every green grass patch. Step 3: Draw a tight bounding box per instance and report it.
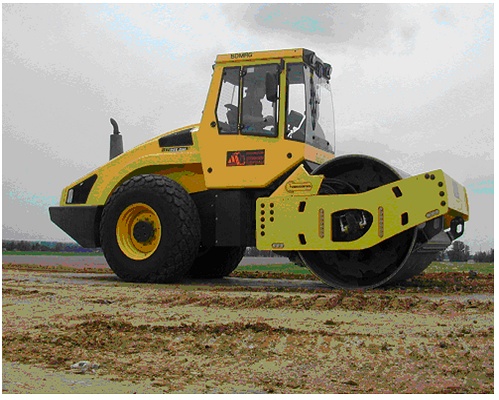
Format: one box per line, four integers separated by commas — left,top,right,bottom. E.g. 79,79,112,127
2,251,103,256
239,261,493,276
1,253,494,276
426,262,494,274
237,263,312,275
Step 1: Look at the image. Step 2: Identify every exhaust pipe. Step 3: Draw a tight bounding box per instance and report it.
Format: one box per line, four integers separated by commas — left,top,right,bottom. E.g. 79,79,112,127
109,118,123,160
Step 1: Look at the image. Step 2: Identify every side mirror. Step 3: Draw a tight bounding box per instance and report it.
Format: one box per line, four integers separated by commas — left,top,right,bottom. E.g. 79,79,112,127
265,73,278,103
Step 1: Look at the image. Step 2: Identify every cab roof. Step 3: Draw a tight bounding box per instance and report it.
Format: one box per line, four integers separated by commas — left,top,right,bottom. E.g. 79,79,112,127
215,48,313,64
215,48,331,80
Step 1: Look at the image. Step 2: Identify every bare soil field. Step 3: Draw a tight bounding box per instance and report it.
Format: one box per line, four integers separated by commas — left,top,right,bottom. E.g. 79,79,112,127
2,262,494,394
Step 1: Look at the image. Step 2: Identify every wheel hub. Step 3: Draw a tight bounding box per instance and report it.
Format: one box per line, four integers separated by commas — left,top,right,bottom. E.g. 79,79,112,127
133,220,155,243
116,203,162,261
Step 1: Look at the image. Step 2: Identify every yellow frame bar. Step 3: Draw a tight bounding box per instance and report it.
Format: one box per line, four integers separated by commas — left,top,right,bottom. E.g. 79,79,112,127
256,169,469,251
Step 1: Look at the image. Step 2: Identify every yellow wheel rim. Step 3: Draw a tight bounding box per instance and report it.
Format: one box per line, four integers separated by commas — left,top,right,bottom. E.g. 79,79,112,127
116,203,162,260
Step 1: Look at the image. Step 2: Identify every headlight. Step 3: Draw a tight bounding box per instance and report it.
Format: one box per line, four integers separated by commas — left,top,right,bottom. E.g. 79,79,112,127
66,189,74,204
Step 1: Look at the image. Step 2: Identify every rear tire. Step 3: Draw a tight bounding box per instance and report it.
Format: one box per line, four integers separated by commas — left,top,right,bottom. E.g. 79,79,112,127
188,246,245,278
100,174,201,283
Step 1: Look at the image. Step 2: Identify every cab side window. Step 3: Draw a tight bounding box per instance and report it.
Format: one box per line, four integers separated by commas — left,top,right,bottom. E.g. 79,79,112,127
286,63,307,142
216,67,240,134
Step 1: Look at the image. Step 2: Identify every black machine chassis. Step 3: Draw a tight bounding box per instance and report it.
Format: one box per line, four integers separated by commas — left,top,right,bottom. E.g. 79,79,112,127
49,205,103,248
50,191,260,251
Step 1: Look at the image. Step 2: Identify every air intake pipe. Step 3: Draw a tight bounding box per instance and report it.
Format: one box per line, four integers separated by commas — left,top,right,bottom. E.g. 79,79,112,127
109,118,123,160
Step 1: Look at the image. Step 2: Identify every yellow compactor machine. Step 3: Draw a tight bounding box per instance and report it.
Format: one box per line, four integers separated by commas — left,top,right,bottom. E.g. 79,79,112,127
50,49,469,289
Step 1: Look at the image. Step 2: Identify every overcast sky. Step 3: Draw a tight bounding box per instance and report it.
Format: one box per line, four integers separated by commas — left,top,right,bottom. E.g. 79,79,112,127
2,3,494,253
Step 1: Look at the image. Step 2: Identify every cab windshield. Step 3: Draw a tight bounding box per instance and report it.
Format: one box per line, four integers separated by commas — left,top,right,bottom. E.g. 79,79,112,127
286,63,335,153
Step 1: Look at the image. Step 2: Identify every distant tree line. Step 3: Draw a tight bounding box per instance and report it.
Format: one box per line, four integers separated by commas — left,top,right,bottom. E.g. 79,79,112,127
2,240,493,263
446,241,471,262
473,248,494,263
435,240,494,263
2,240,102,253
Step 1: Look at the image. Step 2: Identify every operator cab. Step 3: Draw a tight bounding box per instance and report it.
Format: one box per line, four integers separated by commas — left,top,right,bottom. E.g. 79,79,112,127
214,49,334,154
199,48,335,189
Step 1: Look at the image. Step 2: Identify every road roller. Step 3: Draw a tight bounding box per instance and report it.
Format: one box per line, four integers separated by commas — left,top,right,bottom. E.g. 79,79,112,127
49,48,469,289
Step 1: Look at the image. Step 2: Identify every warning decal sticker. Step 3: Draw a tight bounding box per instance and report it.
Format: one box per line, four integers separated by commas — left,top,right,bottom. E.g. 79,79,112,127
226,150,265,166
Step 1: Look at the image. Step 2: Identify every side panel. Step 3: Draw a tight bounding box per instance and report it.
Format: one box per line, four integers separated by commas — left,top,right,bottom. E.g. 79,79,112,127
192,190,256,249
215,191,255,247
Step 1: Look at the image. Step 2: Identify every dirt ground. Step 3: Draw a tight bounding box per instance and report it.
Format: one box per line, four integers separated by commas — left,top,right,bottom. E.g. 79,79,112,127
2,263,494,394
